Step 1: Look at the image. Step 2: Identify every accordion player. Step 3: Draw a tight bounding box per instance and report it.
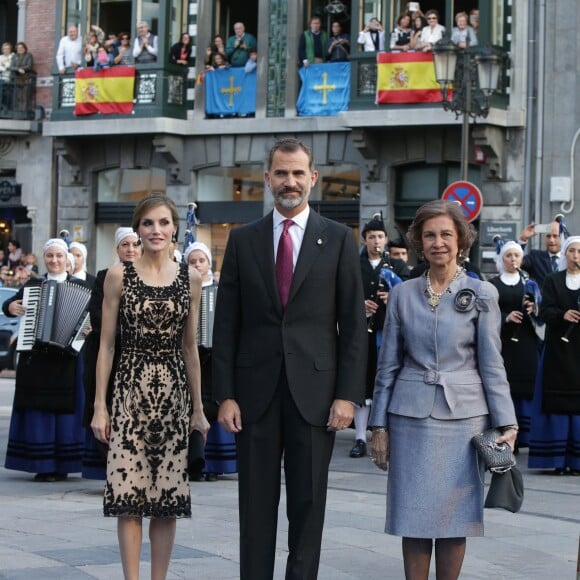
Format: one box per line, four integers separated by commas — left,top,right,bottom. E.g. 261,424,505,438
16,279,92,355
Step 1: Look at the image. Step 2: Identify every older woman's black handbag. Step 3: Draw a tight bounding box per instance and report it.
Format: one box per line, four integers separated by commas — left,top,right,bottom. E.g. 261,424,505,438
485,467,524,513
187,430,205,478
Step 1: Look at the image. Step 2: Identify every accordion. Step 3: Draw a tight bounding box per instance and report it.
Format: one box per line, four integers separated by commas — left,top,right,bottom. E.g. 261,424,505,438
16,279,92,355
197,284,217,348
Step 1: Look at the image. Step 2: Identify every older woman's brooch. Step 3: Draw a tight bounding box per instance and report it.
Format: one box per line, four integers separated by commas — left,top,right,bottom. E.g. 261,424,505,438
454,289,477,312
454,289,490,313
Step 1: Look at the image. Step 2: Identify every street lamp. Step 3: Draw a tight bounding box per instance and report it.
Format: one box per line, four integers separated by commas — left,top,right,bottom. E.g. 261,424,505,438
433,38,503,181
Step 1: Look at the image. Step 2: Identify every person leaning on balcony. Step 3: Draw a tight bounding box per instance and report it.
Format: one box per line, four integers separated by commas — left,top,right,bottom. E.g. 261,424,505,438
83,31,100,68
0,42,14,82
451,11,478,48
206,52,229,71
11,42,34,76
226,22,257,68
390,13,413,51
357,17,385,52
56,25,82,74
410,12,427,49
469,8,480,34
415,9,445,52
205,34,228,67
169,32,194,66
113,33,134,66
298,16,328,67
244,49,258,73
10,43,34,114
326,21,350,62
132,20,158,63
0,42,15,112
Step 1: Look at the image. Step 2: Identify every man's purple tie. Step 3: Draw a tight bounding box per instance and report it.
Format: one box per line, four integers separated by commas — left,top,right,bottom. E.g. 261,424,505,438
276,219,294,309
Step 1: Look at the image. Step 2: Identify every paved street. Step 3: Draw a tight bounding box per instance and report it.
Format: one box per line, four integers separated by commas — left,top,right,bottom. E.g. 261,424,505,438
0,376,578,579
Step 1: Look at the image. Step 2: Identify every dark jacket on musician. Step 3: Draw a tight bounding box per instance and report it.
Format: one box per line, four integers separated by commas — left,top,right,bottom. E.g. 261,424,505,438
360,248,409,398
360,248,410,331
3,274,90,413
539,271,580,414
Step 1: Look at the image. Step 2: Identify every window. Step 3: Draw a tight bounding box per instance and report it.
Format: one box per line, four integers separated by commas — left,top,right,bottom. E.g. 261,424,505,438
97,168,166,202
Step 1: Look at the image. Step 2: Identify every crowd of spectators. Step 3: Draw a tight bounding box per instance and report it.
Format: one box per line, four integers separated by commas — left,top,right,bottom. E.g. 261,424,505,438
293,3,481,68
0,240,38,288
203,23,258,74
0,40,35,116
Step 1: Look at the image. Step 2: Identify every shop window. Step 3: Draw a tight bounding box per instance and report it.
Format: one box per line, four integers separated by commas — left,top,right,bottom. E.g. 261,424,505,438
97,168,166,202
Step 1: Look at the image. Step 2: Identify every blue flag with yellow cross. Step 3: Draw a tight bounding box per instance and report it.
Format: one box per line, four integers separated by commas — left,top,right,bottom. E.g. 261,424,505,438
297,62,350,116
205,67,256,116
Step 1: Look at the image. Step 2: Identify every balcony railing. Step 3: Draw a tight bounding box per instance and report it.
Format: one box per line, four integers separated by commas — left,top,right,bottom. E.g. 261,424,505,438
49,64,188,122
0,74,37,121
46,48,510,123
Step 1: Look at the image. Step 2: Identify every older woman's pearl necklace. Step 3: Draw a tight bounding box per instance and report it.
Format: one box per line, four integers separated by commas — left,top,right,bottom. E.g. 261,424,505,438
426,268,462,308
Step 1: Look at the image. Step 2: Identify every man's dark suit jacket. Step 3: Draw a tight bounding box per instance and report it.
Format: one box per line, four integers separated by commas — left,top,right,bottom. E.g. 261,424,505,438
212,209,367,426
521,249,554,288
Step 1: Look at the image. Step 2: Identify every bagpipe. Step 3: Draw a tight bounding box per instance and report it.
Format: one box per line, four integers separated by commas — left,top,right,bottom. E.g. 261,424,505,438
367,250,403,333
183,202,199,250
561,295,580,343
555,213,571,240
512,268,543,342
494,234,544,342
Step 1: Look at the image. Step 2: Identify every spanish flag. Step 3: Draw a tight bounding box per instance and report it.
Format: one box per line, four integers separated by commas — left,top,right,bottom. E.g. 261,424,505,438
376,52,444,104
74,66,135,116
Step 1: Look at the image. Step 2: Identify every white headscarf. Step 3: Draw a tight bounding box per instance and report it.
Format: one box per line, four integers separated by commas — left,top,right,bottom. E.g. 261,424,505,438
69,241,88,273
43,238,68,254
184,241,212,267
559,236,580,271
66,252,75,273
43,238,68,281
496,241,523,275
183,241,213,283
115,227,137,248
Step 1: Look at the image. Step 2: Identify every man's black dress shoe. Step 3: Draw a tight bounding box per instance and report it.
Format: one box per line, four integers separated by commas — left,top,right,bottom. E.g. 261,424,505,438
349,439,367,458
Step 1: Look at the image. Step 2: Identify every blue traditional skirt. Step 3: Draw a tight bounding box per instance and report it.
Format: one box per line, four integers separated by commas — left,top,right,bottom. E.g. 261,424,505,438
203,421,237,474
5,359,85,475
528,350,580,470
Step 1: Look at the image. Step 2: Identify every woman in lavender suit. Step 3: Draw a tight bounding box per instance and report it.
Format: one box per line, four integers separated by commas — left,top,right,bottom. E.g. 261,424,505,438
370,200,518,579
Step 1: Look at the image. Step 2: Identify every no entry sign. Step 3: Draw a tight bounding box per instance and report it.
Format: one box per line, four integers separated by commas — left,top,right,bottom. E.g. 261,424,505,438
441,181,483,222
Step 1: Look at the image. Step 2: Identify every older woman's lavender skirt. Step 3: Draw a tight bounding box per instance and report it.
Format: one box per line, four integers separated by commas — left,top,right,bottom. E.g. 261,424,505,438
386,413,489,538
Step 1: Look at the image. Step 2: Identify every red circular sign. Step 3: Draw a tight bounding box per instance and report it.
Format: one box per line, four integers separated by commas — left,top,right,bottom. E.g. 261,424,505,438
442,181,483,222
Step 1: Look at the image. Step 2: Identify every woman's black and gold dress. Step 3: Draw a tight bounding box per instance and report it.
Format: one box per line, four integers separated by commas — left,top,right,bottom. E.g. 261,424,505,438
104,262,192,518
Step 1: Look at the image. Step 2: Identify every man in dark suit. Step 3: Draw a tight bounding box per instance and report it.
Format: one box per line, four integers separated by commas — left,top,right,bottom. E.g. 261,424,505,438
350,216,409,459
212,138,367,580
518,221,562,286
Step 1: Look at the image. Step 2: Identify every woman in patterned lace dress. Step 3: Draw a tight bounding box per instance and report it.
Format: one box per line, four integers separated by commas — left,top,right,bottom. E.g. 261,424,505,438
91,194,209,579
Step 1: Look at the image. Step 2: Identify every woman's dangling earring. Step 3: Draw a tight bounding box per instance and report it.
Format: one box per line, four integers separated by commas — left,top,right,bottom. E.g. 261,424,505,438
171,232,177,244
137,236,142,246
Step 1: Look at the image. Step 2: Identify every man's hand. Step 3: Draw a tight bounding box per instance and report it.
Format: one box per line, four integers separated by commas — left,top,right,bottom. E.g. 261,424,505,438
519,222,537,243
218,399,243,433
370,430,389,471
364,299,379,315
326,399,354,432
